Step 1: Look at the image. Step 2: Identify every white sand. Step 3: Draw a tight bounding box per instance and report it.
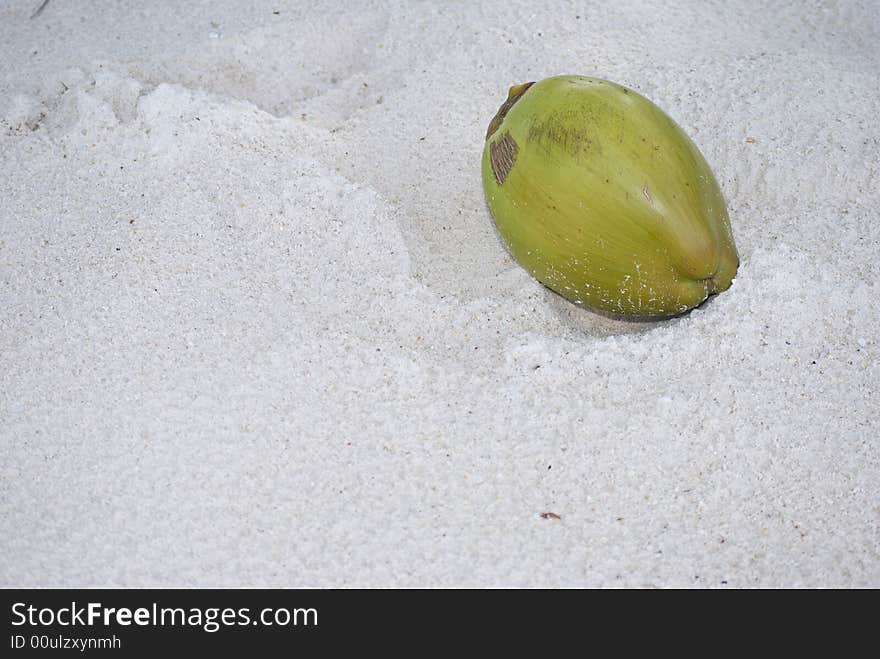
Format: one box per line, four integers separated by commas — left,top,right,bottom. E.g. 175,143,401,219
1,0,878,587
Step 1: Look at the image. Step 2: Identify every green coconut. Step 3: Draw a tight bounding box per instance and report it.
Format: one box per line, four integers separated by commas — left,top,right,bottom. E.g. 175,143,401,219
482,75,739,318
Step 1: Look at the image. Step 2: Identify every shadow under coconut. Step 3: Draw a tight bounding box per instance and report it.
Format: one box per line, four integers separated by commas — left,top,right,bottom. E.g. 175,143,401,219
541,282,723,337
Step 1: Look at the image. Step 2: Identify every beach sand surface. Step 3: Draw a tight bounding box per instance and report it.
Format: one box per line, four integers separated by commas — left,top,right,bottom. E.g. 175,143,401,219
1,0,878,586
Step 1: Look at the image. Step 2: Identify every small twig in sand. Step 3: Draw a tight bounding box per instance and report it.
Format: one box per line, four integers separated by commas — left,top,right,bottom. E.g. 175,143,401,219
31,0,51,19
